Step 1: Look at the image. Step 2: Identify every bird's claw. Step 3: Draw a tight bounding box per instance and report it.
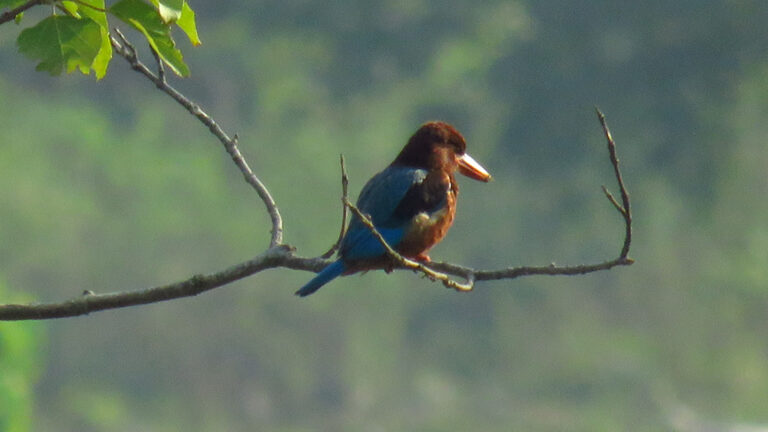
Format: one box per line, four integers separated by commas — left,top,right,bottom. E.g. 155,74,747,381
414,253,431,263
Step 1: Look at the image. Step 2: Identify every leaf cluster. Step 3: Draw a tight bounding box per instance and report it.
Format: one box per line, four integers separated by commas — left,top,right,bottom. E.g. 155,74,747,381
2,0,200,78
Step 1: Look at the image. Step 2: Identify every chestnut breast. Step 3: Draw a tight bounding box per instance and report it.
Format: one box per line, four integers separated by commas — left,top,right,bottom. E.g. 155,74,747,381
396,171,458,258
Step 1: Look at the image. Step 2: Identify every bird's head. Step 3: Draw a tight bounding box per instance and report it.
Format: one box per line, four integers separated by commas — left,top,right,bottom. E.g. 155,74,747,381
393,121,492,182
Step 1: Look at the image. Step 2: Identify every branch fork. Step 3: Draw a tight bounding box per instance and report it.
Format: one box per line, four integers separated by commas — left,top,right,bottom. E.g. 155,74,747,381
110,28,284,247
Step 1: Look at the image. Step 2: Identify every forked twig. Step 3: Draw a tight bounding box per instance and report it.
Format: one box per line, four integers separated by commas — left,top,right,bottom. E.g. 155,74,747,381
596,107,632,258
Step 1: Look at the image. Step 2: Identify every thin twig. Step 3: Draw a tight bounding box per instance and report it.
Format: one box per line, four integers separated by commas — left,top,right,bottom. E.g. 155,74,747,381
601,185,625,215
149,43,166,85
0,0,43,25
110,29,284,247
345,199,475,292
321,154,349,258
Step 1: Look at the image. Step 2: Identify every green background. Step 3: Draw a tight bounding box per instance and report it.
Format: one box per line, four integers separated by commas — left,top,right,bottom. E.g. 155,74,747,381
2,1,768,430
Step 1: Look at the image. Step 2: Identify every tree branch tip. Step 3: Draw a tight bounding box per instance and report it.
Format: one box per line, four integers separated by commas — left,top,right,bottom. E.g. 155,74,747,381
113,28,130,48
339,154,348,178
594,106,605,120
321,157,351,258
109,33,123,50
445,277,473,292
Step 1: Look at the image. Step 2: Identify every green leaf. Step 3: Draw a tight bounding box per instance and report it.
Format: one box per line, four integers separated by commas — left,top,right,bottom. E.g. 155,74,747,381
109,0,190,76
77,0,108,28
176,1,200,45
77,0,111,78
90,27,112,79
0,282,45,432
17,15,103,76
146,0,199,44
61,1,81,17
146,0,181,23
157,0,183,23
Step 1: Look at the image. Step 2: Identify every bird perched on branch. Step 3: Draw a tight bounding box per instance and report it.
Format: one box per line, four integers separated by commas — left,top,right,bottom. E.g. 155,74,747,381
296,121,492,297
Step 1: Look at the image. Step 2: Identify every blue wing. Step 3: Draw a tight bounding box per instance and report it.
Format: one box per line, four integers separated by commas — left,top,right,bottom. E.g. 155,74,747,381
340,165,427,260
297,165,449,296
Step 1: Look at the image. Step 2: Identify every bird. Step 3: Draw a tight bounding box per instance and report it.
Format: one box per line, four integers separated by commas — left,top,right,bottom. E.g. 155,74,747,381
296,121,492,297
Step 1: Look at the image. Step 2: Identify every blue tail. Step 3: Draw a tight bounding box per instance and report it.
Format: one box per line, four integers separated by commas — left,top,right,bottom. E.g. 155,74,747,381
295,260,346,297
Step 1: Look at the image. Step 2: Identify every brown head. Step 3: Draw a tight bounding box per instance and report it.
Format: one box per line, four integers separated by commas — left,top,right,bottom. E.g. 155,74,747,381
392,121,492,182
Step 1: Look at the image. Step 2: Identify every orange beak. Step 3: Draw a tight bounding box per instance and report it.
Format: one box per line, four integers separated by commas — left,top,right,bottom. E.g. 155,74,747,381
457,153,492,182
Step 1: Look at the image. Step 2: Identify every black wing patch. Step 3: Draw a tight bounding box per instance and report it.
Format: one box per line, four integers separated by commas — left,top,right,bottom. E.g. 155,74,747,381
391,173,450,223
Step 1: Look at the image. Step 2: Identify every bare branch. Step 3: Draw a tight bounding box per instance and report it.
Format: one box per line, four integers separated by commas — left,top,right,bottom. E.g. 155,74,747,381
321,154,350,258
0,246,330,320
0,99,632,320
427,255,633,283
0,0,43,26
110,29,284,247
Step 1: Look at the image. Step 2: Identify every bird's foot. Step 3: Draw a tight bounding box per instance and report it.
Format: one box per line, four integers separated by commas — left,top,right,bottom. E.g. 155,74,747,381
384,262,396,273
414,253,431,263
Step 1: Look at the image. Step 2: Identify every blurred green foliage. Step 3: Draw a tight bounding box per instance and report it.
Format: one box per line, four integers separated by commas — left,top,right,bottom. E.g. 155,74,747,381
2,0,768,431
0,282,44,432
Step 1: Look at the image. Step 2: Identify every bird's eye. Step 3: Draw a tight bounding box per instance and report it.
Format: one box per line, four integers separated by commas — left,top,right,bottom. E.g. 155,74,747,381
447,138,465,154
